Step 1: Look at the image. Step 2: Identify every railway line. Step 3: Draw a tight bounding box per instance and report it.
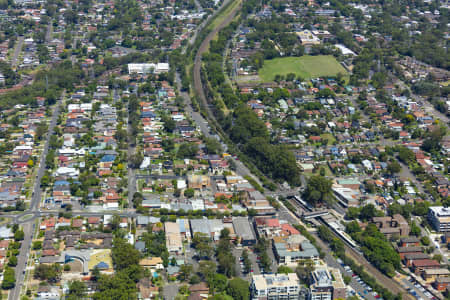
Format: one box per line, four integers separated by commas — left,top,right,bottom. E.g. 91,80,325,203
288,195,413,299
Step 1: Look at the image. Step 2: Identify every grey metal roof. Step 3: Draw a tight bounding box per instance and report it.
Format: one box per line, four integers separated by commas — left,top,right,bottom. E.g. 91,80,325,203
232,217,256,241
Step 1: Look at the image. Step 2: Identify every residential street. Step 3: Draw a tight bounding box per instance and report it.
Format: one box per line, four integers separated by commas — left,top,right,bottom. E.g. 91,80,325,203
11,36,24,68
9,91,65,300
127,91,137,209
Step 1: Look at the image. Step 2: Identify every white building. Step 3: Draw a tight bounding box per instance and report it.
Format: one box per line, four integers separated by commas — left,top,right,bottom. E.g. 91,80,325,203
165,222,183,253
296,30,320,45
362,159,373,171
251,273,300,300
128,63,170,74
428,206,450,232
55,167,79,178
310,267,346,300
140,157,151,170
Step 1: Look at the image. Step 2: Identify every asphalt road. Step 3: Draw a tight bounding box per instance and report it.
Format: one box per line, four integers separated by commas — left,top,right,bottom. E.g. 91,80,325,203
11,36,24,67
189,0,266,187
163,283,180,300
45,23,53,43
9,222,33,300
275,199,411,299
127,92,137,209
177,69,259,185
401,277,429,300
320,241,376,300
8,92,65,300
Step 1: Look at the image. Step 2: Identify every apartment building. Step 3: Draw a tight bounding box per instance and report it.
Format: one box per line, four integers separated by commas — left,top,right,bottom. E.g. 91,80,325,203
251,273,301,300
428,206,450,232
164,222,183,253
309,267,346,300
372,214,410,238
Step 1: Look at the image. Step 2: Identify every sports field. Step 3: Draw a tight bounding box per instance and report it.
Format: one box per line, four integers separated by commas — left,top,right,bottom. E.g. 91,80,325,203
258,55,347,82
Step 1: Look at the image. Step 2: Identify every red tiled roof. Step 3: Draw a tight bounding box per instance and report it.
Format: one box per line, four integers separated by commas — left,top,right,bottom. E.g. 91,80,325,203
265,219,280,227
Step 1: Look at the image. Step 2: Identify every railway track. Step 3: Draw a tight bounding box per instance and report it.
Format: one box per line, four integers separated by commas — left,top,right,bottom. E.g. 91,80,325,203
289,196,413,299
192,0,241,124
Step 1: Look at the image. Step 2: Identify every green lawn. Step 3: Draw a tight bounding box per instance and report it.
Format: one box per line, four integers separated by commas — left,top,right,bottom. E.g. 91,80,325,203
207,0,242,32
258,55,347,82
320,133,336,145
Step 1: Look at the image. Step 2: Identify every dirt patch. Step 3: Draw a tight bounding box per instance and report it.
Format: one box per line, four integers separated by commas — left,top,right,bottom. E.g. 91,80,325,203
236,75,260,83
66,260,82,273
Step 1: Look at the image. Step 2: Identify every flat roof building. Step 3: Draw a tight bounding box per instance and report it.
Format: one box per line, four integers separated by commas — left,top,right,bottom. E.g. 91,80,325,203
233,217,256,246
428,206,450,232
165,222,182,253
273,235,319,266
310,267,346,300
190,219,224,240
251,273,301,300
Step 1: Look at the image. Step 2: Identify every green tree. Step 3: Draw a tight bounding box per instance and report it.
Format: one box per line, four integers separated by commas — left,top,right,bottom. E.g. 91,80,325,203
110,214,121,231
178,264,193,282
387,161,401,175
177,143,199,158
296,260,315,284
397,146,415,164
198,260,216,281
277,266,294,274
227,278,250,300
67,280,87,299
93,272,137,300
302,175,333,206
1,267,15,289
34,264,61,283
433,254,443,263
410,221,421,237
162,115,176,133
204,137,222,154
129,153,144,168
208,273,228,294
111,238,141,272
7,256,17,267
359,204,381,221
14,230,24,241
184,188,195,198
242,249,251,273
421,236,431,246
32,241,42,250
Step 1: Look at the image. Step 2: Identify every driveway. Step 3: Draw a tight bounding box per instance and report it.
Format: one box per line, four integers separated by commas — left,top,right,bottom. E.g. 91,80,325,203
163,283,180,300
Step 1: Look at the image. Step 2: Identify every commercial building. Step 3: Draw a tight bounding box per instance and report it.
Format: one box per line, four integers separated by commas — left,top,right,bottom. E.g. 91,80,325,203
251,273,301,300
332,185,360,207
189,219,224,240
309,267,346,300
127,63,170,74
295,30,321,45
428,206,450,232
165,222,183,253
232,217,256,246
273,235,319,266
